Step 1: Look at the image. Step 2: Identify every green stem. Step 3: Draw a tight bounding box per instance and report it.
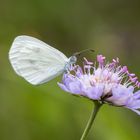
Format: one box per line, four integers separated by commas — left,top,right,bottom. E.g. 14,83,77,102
80,101,102,140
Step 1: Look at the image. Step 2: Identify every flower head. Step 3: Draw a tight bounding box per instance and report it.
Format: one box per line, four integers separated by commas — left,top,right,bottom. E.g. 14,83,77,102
58,54,140,115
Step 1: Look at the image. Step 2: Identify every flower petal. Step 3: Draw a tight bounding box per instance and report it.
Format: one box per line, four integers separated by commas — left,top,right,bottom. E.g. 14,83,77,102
68,81,82,94
57,83,70,92
126,98,140,109
106,85,132,106
133,90,140,99
126,108,140,115
84,84,104,100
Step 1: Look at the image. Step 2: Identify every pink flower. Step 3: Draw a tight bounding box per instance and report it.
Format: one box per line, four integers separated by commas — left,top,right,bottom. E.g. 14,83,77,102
58,55,140,115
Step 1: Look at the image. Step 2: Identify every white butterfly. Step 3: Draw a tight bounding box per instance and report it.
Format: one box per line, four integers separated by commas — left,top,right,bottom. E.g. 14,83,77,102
9,35,77,85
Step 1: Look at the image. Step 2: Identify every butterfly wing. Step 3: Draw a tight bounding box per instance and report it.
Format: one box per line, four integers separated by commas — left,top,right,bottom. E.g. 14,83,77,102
9,35,69,85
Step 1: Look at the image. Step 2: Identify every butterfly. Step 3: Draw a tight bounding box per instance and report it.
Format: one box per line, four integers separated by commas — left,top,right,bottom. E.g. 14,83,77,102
9,35,94,85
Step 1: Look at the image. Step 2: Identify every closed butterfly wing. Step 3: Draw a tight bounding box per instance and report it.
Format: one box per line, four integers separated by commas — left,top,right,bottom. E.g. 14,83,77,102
9,35,69,85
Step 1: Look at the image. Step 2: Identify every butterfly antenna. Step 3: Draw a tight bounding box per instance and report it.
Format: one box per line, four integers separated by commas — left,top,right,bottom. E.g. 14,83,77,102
73,49,94,57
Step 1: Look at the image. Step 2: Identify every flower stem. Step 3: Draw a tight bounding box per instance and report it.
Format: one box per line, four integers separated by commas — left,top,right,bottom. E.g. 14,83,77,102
80,101,102,140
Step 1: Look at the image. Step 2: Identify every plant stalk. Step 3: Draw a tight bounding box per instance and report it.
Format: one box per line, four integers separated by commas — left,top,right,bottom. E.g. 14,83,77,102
80,101,102,140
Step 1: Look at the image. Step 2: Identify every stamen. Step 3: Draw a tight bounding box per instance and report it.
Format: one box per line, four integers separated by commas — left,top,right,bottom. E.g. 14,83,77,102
97,55,105,67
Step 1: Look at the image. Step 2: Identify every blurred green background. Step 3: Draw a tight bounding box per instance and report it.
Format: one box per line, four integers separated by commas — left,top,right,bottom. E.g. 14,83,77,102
1,0,140,140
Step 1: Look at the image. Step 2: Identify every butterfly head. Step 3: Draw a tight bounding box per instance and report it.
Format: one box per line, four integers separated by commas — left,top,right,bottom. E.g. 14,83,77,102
64,56,77,72
69,56,77,64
